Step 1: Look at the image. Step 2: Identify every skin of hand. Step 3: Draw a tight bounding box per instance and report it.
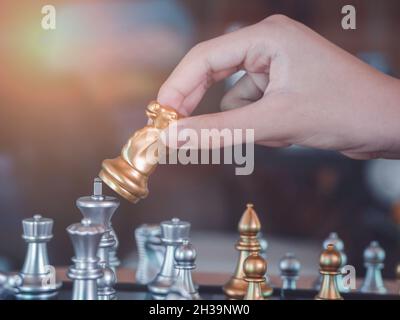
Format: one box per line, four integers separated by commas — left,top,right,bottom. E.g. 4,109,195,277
157,15,400,160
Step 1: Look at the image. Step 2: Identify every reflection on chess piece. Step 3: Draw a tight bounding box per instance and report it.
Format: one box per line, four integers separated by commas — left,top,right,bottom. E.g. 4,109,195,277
315,244,343,300
18,215,62,299
223,204,273,299
360,241,387,294
243,253,267,300
279,253,301,290
99,101,181,203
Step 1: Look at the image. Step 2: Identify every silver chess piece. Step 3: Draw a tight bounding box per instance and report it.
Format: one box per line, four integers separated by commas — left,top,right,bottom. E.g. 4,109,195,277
67,218,105,300
17,215,61,299
148,218,190,299
360,241,387,294
279,253,301,290
76,178,119,300
0,272,23,294
135,224,165,284
315,232,349,292
109,227,120,271
166,240,200,300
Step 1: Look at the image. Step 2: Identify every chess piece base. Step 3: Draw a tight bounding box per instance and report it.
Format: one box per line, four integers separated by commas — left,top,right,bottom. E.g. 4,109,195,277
99,157,148,203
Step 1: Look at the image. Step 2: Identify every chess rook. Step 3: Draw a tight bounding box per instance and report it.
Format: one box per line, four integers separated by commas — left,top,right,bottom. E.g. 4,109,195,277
67,219,105,300
223,204,273,299
148,218,190,299
279,253,301,290
243,252,267,300
315,244,343,300
135,224,164,285
18,215,61,298
76,178,119,300
166,240,200,300
360,241,387,294
99,101,181,203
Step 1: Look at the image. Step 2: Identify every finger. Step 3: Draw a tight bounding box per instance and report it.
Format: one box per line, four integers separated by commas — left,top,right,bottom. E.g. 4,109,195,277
161,96,293,150
158,23,272,115
221,73,268,111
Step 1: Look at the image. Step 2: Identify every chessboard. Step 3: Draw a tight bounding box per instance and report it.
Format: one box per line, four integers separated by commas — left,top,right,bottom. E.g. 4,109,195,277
1,268,398,300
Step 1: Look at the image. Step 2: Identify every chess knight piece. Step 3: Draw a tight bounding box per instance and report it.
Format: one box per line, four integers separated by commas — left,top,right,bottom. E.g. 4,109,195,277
223,204,273,299
315,244,343,300
99,101,181,203
135,224,165,285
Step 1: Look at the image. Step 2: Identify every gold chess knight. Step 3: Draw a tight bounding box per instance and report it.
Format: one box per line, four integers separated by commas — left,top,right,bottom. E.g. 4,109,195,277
99,101,181,203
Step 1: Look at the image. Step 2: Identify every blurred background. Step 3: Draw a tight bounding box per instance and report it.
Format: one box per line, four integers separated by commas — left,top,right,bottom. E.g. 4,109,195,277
0,0,399,280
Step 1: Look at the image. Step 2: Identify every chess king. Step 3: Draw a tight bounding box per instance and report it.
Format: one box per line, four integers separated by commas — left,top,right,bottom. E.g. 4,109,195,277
99,101,181,203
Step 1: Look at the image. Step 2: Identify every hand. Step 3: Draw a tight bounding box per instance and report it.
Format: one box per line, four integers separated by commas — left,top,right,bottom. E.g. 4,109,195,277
157,15,400,159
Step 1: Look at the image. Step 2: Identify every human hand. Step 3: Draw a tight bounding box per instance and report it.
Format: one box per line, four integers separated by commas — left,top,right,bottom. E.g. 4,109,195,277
158,15,400,159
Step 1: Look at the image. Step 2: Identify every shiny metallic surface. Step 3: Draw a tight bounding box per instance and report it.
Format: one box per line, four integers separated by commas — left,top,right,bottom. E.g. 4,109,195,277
223,204,273,299
77,178,119,300
360,241,387,294
315,244,343,300
135,224,164,285
108,227,120,271
0,272,23,294
243,253,266,300
67,219,105,300
166,240,200,300
315,232,349,292
148,218,190,299
99,101,181,203
18,215,61,298
279,253,301,290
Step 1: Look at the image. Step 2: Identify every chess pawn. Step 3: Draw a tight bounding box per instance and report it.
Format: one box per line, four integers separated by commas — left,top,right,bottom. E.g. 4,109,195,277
148,218,190,299
18,215,62,298
166,240,200,300
243,252,267,300
135,224,164,284
315,232,348,292
223,204,273,299
360,241,387,294
315,244,343,300
67,219,105,300
99,101,181,203
76,178,119,300
279,253,301,290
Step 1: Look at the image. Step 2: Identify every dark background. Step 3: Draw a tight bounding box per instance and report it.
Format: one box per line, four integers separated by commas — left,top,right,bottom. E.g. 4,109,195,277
0,0,399,278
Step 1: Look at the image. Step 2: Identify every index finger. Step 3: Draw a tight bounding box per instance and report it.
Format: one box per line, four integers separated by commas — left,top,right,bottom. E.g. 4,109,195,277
157,24,261,116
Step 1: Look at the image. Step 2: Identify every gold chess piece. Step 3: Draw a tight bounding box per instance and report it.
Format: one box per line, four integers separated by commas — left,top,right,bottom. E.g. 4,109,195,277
315,244,344,300
99,101,181,203
243,252,267,300
223,204,273,299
